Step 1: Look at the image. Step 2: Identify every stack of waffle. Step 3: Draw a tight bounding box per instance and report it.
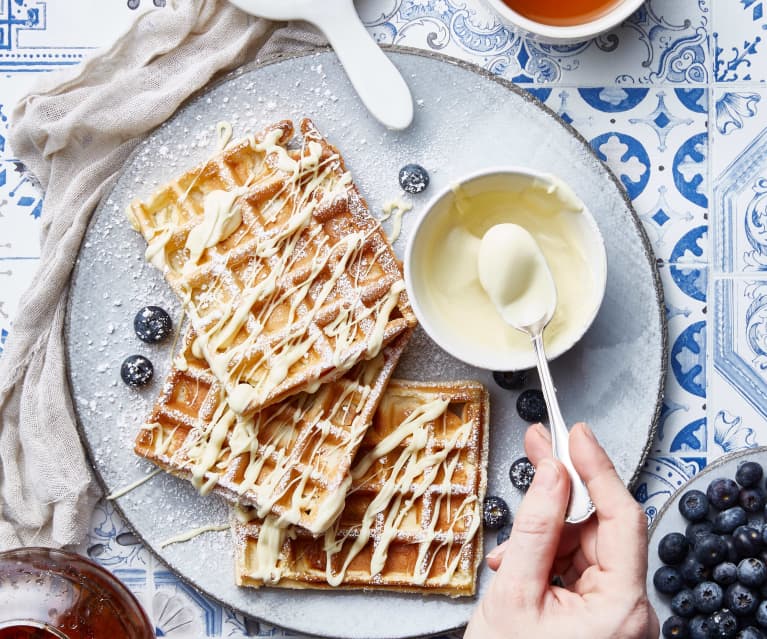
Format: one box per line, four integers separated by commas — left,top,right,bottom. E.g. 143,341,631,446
128,119,489,597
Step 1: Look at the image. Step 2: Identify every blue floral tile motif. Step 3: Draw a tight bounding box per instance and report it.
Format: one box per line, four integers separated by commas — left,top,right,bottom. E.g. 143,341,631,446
578,87,650,112
714,127,767,273
590,132,651,199
715,92,761,134
634,456,702,525
713,0,767,81
86,500,150,568
673,133,708,208
671,320,706,398
713,409,760,452
713,279,767,420
628,92,694,152
362,0,709,84
0,327,7,355
154,570,223,636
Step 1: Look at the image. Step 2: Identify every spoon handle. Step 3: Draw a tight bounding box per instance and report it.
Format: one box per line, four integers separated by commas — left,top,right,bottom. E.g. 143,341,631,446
531,333,595,524
310,1,413,130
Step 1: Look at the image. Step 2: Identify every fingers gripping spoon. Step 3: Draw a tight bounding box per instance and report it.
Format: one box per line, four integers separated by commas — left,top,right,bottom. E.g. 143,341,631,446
228,0,414,130
478,223,595,524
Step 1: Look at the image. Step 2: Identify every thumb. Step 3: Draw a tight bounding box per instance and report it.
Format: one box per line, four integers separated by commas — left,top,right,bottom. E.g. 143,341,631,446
491,458,570,607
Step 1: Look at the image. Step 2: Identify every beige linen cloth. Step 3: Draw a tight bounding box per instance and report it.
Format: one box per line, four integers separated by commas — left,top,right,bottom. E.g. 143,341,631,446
0,0,324,550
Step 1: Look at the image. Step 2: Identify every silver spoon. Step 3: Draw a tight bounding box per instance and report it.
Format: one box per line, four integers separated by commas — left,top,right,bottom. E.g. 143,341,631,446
478,223,594,524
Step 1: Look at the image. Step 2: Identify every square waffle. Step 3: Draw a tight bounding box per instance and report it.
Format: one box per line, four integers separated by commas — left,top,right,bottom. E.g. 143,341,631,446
127,118,416,414
134,328,411,535
231,379,489,597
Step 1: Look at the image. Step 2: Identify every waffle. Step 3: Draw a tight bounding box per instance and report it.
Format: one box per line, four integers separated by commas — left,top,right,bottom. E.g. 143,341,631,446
134,328,411,534
231,380,489,597
127,118,416,414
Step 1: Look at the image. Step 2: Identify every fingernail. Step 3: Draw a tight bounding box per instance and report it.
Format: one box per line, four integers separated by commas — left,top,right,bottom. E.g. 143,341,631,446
534,458,561,490
533,422,551,442
580,422,597,442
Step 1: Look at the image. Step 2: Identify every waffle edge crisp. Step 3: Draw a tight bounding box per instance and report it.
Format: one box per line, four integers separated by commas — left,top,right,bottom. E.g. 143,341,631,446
134,328,411,535
127,118,416,415
231,379,489,597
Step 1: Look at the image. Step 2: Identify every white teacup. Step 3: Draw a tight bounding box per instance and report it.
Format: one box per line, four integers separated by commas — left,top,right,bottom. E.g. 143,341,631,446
481,0,647,44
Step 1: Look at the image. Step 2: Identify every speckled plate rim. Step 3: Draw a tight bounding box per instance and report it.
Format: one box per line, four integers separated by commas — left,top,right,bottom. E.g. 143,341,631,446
65,44,667,639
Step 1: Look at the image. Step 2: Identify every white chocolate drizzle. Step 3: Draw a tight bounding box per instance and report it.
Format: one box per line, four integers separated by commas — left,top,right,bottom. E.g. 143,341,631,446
106,468,163,500
130,122,409,415
159,523,230,548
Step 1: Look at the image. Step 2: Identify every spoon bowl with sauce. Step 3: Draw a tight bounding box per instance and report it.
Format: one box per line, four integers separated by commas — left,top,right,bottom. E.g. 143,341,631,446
477,223,595,524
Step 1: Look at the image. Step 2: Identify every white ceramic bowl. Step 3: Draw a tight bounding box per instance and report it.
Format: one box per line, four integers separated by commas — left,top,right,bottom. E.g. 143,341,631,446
481,0,646,44
404,167,608,371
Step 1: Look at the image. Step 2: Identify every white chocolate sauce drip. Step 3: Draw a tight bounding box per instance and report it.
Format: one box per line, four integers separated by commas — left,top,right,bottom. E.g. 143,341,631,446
379,197,412,243
106,468,163,500
159,522,230,548
216,120,233,150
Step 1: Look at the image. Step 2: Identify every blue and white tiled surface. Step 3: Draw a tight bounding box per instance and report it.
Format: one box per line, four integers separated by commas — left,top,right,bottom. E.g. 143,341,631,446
1,0,767,636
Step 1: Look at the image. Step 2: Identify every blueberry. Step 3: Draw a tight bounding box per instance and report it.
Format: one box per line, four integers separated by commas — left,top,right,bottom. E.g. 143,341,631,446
737,462,765,488
708,478,741,511
690,615,713,639
509,457,536,491
734,526,763,558
492,370,529,390
688,521,716,547
756,600,767,627
739,489,765,513
483,496,510,530
398,163,429,194
496,523,512,545
696,535,730,567
664,615,690,638
661,532,692,565
673,589,698,617
694,581,724,614
739,558,767,587
727,583,759,616
682,556,712,586
516,389,547,423
656,565,686,595
715,563,739,586
120,354,153,387
133,305,172,343
681,490,711,522
714,508,748,534
709,609,739,639
724,536,741,563
738,627,767,639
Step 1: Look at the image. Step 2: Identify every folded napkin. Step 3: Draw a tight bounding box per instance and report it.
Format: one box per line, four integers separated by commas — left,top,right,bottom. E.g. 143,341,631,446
0,0,325,550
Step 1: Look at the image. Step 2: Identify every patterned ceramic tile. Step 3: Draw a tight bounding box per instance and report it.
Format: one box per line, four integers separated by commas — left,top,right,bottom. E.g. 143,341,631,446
361,0,710,85
712,0,767,83
654,263,708,456
712,87,767,274
528,86,709,263
711,276,767,425
0,0,156,76
707,365,763,458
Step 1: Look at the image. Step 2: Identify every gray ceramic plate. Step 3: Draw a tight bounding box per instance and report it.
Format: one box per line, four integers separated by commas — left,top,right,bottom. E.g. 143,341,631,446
66,48,665,639
647,448,767,629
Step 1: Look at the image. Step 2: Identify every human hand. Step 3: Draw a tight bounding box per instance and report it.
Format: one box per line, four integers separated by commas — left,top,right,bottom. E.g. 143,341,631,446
464,422,659,639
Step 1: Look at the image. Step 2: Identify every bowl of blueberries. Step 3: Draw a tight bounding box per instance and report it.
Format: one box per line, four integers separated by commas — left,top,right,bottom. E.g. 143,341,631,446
649,448,767,639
